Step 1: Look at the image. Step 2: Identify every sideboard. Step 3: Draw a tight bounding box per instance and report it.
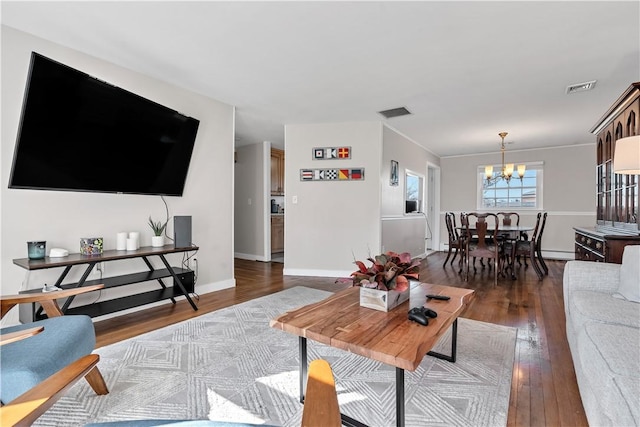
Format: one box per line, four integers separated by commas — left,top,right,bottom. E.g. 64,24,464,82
15,244,198,322
574,226,640,263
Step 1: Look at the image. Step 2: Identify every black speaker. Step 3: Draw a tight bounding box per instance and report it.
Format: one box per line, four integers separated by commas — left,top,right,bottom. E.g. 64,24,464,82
174,270,195,294
174,216,192,248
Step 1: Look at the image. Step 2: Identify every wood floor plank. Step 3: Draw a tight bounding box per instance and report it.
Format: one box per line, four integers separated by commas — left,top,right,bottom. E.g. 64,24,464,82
93,253,588,426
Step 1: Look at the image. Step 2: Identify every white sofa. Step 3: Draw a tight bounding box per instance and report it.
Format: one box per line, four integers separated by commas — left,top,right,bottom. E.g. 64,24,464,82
563,245,640,426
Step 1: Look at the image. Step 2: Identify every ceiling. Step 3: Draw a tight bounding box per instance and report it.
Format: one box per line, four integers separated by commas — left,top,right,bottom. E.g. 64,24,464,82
2,1,639,157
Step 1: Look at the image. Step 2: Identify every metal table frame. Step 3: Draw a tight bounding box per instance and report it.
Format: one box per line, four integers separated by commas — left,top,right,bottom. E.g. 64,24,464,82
298,318,459,427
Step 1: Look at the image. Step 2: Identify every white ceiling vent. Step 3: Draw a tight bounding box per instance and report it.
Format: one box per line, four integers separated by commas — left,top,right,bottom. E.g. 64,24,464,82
566,80,597,94
378,107,412,119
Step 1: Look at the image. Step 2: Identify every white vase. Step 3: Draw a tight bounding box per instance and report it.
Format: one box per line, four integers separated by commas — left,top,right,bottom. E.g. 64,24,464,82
151,236,164,247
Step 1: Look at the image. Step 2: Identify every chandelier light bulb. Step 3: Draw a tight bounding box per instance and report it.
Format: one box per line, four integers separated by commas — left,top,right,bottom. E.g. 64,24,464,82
485,165,493,179
485,131,525,185
505,163,514,177
517,164,526,178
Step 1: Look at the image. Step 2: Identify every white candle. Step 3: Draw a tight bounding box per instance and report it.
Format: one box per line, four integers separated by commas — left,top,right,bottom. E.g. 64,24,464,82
116,232,128,250
129,231,140,249
126,238,137,251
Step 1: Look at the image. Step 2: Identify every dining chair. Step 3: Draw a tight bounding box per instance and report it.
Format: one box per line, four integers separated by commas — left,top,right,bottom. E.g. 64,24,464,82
503,212,545,280
462,212,503,285
443,212,464,268
460,212,489,271
535,212,549,274
497,211,528,242
496,211,520,226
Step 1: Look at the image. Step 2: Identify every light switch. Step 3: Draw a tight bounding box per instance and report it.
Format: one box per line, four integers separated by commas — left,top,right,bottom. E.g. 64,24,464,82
292,195,298,204
248,198,252,205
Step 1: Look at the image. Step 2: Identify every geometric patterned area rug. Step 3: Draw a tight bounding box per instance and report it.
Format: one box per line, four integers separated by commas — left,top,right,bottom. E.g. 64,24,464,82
34,286,517,427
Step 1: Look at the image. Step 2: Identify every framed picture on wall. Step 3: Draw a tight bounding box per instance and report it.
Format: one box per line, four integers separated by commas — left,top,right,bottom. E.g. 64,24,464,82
390,160,399,186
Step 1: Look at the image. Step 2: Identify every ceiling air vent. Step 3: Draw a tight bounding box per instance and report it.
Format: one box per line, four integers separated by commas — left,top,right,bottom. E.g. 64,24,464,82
566,80,597,94
378,106,412,119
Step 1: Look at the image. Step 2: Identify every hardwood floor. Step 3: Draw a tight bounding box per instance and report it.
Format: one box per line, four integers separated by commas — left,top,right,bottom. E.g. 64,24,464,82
93,252,588,427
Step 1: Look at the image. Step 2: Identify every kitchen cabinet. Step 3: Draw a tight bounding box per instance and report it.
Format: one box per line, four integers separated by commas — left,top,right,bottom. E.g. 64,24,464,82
271,148,284,195
271,215,284,253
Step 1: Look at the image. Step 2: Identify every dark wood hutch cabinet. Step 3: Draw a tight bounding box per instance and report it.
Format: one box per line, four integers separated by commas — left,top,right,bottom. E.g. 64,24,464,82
574,82,640,263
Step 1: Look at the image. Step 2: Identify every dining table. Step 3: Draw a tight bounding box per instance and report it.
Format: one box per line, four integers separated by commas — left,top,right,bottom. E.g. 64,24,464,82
457,224,535,280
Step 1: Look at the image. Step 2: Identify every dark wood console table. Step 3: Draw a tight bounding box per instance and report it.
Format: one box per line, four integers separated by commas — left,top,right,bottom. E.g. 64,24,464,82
574,227,640,263
14,244,198,322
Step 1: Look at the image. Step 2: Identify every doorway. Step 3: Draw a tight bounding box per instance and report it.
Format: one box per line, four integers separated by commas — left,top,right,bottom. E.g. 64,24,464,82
425,163,440,255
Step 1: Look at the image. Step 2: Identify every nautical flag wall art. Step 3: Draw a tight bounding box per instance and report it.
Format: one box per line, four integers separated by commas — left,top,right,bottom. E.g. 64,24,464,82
300,168,365,181
312,146,351,160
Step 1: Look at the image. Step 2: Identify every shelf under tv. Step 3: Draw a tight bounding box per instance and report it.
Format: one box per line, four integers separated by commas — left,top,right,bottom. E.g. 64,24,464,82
14,245,198,322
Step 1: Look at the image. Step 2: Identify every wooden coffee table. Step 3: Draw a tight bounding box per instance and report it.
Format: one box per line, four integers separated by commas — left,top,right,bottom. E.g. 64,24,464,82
270,283,475,427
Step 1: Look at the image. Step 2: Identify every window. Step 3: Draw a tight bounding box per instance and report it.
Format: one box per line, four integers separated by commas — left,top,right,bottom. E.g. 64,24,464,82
477,162,543,209
405,170,424,214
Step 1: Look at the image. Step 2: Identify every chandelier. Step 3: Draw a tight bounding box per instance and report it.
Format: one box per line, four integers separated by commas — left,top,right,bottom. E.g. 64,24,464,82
484,132,525,185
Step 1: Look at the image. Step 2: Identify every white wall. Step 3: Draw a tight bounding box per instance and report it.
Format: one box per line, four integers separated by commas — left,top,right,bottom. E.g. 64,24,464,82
283,122,382,277
380,125,441,257
1,26,236,325
234,142,268,261
440,143,596,258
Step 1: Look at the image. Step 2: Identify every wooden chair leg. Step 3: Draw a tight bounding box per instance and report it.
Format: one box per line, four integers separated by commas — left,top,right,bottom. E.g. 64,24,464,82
464,255,470,281
443,247,453,267
450,248,458,266
84,366,109,395
530,251,544,280
536,246,549,274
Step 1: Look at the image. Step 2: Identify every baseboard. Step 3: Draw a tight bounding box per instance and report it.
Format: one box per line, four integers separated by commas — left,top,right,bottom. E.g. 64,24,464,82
283,268,353,278
235,252,269,262
541,250,574,261
196,278,237,294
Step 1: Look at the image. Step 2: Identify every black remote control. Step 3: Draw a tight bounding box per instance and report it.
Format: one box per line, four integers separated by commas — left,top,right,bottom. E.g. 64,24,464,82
426,294,450,301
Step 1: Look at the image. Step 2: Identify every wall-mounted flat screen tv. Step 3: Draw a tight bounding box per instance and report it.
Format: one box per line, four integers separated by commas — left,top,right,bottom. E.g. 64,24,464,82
9,52,200,196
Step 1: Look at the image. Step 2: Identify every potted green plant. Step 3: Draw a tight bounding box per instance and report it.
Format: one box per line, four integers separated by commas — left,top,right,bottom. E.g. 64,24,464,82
148,216,169,247
351,251,420,311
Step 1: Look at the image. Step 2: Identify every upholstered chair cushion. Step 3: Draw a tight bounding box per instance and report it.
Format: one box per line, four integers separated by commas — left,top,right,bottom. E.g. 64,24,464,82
614,245,640,303
0,315,96,404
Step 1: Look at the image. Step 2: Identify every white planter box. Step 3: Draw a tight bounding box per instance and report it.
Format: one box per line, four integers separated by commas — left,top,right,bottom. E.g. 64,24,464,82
359,287,410,312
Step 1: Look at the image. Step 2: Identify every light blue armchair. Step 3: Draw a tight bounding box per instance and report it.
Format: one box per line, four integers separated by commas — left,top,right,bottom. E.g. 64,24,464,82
0,284,109,425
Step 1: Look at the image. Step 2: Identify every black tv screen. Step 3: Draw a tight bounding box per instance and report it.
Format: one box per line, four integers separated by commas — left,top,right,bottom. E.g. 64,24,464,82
9,52,200,196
